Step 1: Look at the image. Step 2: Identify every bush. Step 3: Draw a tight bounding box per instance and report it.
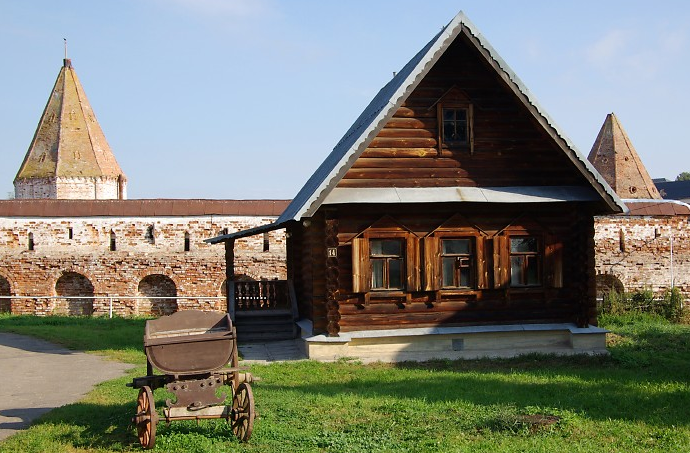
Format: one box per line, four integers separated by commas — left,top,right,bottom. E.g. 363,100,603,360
661,287,684,323
601,287,685,323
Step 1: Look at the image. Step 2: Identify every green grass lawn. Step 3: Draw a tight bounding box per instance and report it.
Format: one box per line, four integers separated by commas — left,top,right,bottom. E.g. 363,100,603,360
0,313,689,452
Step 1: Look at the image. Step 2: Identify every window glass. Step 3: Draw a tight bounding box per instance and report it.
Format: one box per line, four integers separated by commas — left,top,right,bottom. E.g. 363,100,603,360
370,239,404,290
511,237,537,253
441,238,473,288
388,259,403,289
442,239,470,254
442,257,455,287
442,108,468,143
372,260,385,289
510,256,523,286
510,237,540,286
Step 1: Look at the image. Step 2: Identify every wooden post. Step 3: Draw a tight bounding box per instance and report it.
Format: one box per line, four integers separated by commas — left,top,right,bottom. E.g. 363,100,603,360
225,239,236,321
325,210,340,337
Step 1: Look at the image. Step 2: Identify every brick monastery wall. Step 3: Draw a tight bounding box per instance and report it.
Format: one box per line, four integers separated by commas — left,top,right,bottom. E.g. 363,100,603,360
0,214,285,316
594,215,690,297
4,212,685,316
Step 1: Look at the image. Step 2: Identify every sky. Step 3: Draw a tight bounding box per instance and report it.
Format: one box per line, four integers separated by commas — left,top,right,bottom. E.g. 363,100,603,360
1,1,688,200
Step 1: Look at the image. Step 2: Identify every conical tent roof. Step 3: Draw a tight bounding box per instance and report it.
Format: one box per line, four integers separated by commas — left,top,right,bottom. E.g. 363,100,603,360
588,113,661,199
14,59,126,182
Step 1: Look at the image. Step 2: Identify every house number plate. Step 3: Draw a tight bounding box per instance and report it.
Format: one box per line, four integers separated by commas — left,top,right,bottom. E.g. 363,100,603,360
327,247,338,258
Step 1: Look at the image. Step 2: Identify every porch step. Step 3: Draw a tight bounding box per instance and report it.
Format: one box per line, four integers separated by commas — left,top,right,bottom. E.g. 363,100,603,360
234,309,297,342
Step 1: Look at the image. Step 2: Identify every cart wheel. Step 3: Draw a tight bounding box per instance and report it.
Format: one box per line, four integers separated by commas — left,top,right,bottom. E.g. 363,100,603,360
231,382,255,441
134,386,158,449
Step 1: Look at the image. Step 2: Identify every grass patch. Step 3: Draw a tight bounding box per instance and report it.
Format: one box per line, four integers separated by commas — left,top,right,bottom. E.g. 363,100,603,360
1,313,689,452
0,314,146,363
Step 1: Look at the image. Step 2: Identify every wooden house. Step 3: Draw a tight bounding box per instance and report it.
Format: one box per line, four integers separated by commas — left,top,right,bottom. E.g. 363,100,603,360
207,12,626,361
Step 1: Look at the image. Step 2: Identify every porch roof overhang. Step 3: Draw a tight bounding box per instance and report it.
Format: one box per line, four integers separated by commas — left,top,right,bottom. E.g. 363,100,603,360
204,220,292,244
323,185,602,205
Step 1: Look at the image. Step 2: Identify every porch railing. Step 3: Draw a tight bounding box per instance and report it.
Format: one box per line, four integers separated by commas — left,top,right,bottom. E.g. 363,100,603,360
227,279,297,322
233,280,290,310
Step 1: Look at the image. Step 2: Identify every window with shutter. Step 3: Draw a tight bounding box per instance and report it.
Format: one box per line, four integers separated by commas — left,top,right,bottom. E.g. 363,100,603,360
351,233,421,294
509,237,541,287
371,239,404,290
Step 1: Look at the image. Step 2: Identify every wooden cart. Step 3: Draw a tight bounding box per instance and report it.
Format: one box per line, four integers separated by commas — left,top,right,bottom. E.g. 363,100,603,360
128,310,255,449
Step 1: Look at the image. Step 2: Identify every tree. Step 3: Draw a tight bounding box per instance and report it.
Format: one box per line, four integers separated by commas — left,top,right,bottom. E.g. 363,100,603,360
676,172,690,182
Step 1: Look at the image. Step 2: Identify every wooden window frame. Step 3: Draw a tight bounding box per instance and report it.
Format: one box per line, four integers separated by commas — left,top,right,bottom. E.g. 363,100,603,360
437,102,474,154
370,239,405,291
440,238,475,289
352,231,421,295
424,231,487,292
509,236,542,287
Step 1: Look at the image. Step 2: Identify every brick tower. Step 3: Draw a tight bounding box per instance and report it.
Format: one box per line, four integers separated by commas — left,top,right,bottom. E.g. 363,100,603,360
588,113,661,200
14,59,127,199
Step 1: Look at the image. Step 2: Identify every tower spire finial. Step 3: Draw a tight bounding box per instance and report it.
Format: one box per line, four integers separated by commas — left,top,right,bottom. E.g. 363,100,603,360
63,38,71,68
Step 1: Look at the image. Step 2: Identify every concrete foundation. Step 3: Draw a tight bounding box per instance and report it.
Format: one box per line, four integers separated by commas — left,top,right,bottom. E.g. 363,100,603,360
298,320,608,363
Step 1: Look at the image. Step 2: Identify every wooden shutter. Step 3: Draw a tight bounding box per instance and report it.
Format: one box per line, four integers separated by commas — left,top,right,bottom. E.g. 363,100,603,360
475,236,489,289
545,235,563,288
351,238,370,293
406,235,421,292
493,235,510,289
423,236,440,291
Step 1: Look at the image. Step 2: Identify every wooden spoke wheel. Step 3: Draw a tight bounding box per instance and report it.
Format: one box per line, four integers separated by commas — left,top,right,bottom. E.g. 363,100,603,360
231,382,255,442
134,386,158,449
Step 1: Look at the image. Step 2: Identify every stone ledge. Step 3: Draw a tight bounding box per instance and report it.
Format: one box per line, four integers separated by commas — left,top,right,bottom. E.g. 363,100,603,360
297,320,609,363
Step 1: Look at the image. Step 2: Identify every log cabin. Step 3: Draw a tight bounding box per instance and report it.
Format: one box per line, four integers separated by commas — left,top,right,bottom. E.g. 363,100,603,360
207,11,627,361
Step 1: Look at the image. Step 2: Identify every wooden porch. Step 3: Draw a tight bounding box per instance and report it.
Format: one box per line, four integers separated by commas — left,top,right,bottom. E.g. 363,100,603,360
227,279,299,342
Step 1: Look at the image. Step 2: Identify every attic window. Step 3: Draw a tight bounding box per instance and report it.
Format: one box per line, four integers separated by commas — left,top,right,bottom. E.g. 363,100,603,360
433,87,474,154
442,108,468,144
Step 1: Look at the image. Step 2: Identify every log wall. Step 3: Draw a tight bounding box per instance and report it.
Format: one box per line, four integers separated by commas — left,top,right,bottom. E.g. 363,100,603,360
305,203,595,333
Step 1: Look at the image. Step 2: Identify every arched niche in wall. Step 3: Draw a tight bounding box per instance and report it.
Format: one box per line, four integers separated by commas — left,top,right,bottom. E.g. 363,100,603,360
137,274,178,316
0,275,11,313
595,273,625,299
55,272,95,316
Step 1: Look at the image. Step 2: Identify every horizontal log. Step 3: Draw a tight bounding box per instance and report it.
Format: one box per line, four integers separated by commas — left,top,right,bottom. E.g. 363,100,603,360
344,167,472,179
393,107,435,118
361,147,442,158
351,157,463,169
384,117,436,129
376,128,436,139
369,137,438,148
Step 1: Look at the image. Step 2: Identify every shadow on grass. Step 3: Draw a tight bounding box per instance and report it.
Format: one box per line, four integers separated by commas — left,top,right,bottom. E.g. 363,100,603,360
260,325,690,429
26,401,140,450
28,399,240,451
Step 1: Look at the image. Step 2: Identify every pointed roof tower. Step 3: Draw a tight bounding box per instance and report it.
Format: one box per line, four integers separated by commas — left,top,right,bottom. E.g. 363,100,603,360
14,58,127,200
588,113,660,200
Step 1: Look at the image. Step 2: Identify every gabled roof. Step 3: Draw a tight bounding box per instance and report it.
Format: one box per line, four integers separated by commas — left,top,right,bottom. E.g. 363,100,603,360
14,59,126,182
276,11,626,224
588,113,661,200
